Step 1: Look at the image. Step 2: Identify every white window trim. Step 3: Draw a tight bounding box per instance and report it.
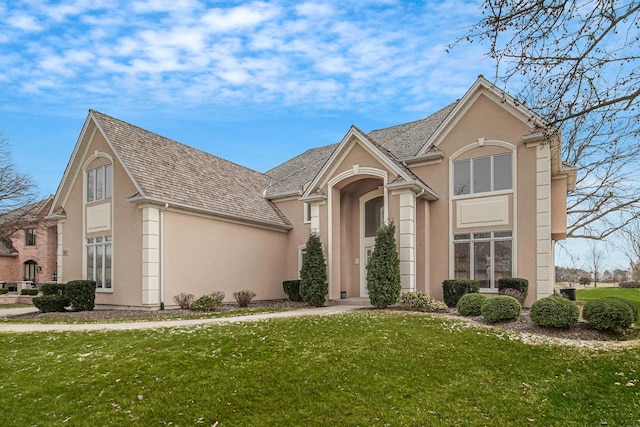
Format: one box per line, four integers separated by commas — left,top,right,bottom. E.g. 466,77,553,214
452,152,513,197
303,202,311,224
453,231,513,290
86,235,113,293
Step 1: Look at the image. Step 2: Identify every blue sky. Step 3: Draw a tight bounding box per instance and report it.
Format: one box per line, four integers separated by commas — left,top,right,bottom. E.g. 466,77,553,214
0,0,622,270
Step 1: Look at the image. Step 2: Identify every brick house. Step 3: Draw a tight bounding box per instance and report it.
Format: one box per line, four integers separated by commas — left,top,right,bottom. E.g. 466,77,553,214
0,196,58,290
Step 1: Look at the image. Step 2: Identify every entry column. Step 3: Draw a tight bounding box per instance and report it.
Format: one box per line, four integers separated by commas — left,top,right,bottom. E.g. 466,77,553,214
392,189,417,293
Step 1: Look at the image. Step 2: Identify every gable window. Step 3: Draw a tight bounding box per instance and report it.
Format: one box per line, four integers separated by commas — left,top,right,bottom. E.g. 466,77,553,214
364,196,384,237
453,230,512,289
87,164,113,202
87,236,112,290
453,152,512,196
25,228,36,246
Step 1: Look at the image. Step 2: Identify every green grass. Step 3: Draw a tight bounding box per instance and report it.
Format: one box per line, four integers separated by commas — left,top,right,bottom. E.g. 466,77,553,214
2,311,640,426
1,307,289,324
577,287,640,308
0,303,32,308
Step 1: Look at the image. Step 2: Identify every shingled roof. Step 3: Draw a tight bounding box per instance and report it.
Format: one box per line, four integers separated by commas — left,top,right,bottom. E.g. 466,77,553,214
264,102,457,198
90,111,291,229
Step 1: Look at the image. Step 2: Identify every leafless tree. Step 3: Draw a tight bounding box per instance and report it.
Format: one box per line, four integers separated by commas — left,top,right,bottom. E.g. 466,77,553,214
450,1,640,239
0,134,39,238
586,240,607,287
615,220,640,282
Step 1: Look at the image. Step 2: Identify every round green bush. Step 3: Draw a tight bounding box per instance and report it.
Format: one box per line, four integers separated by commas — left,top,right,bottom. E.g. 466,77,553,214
33,295,70,313
602,297,639,322
582,298,634,332
457,293,488,316
530,296,579,328
481,296,521,323
190,295,220,312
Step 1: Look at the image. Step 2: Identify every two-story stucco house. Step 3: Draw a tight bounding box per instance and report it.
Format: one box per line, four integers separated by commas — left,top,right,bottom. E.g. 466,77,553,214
48,76,576,309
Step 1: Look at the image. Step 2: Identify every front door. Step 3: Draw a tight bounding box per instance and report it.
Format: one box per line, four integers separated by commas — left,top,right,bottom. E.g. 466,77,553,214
360,192,384,296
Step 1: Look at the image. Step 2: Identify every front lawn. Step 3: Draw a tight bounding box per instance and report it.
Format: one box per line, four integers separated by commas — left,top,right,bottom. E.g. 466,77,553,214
1,311,640,426
577,287,640,310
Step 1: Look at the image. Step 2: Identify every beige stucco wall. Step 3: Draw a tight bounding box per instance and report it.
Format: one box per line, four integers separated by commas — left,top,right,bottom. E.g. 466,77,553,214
162,210,289,305
411,93,540,304
59,127,143,308
273,198,313,280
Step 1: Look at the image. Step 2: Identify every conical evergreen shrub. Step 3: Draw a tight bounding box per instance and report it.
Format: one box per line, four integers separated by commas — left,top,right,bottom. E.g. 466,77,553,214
367,221,401,308
300,233,328,307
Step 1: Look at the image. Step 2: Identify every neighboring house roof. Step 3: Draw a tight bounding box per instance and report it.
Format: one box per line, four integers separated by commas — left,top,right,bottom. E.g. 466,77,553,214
52,111,291,230
0,238,17,256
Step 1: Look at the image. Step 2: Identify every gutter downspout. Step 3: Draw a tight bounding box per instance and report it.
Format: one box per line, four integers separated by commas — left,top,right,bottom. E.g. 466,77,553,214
159,202,169,310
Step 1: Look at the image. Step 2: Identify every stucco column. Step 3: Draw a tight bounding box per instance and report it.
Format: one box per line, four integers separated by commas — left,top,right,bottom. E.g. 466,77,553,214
536,144,553,299
142,206,160,305
396,190,417,293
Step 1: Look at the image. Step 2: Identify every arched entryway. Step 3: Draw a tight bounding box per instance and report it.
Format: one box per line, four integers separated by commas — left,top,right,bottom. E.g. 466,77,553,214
24,260,38,282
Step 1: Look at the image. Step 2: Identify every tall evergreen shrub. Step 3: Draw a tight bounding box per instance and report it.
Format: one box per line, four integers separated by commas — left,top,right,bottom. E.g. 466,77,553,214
300,233,328,307
65,280,96,311
367,221,401,308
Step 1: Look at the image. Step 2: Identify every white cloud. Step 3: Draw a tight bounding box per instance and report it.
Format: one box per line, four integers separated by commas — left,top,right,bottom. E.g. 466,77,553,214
295,2,334,18
8,13,43,31
201,2,280,33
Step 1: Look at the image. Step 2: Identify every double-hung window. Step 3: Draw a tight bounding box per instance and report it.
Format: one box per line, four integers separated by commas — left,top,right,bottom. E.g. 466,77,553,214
87,164,113,202
453,152,512,196
25,228,36,246
86,236,112,289
453,231,512,289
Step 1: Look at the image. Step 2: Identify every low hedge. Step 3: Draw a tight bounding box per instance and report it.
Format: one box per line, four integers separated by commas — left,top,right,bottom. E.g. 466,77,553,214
582,298,635,332
398,292,449,313
0,288,9,295
498,277,529,301
42,282,66,296
20,289,38,296
190,295,221,311
530,296,579,328
481,296,521,323
65,280,96,311
619,281,640,288
442,279,480,307
456,293,487,316
33,295,70,313
283,280,303,302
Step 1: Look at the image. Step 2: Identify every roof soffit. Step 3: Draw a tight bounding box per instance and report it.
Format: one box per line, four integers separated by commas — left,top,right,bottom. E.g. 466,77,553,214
417,76,547,155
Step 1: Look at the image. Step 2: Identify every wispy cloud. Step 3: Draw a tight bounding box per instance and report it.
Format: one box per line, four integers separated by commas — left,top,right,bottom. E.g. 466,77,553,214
0,0,489,114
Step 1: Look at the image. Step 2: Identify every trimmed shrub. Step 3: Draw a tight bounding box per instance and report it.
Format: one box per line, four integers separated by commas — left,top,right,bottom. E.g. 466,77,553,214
499,288,525,305
579,277,591,286
20,289,38,296
234,290,257,307
398,292,449,313
619,281,640,288
173,293,195,309
283,280,303,302
32,295,69,313
457,293,488,316
42,283,66,296
0,288,8,295
498,277,529,302
583,298,634,332
210,291,226,302
481,296,521,323
367,222,401,308
442,279,480,308
190,295,220,312
65,280,96,312
300,233,328,307
602,297,639,322
530,296,579,328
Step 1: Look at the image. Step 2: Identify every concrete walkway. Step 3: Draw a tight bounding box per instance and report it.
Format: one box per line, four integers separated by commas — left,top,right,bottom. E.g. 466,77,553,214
0,305,363,333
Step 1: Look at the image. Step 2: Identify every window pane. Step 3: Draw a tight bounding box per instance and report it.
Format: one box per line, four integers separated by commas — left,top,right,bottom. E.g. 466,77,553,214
105,165,113,198
494,240,513,282
454,242,470,280
454,233,471,240
453,160,470,195
494,153,512,191
494,230,512,238
473,156,491,193
364,196,384,237
96,166,104,200
96,244,103,288
474,241,491,288
87,169,95,202
105,243,112,289
473,232,491,239
86,245,94,281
